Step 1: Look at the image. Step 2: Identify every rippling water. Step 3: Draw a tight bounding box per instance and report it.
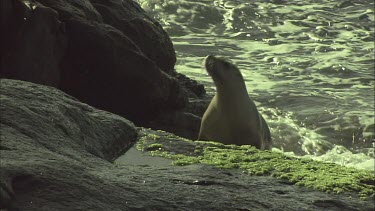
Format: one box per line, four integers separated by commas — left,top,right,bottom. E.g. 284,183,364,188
137,0,374,170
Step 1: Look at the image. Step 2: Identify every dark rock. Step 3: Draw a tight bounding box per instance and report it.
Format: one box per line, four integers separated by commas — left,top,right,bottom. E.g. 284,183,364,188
185,97,211,117
0,79,137,162
0,0,29,48
145,93,210,140
90,0,176,73
1,0,190,126
59,17,186,124
143,71,208,139
146,111,202,140
0,79,137,209
38,0,103,21
1,0,67,87
38,0,176,73
175,72,206,98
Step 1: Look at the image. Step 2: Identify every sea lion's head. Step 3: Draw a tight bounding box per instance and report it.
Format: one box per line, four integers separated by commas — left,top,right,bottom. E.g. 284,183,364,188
204,55,244,87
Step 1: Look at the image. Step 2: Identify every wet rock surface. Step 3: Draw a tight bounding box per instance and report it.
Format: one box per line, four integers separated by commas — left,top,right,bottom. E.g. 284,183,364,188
0,79,137,209
1,79,374,211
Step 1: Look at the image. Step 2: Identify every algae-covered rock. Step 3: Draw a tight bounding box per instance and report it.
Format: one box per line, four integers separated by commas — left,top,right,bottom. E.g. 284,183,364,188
136,128,375,200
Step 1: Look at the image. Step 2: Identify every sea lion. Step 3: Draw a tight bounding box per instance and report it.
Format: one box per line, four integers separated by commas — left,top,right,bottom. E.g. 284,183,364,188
198,55,271,150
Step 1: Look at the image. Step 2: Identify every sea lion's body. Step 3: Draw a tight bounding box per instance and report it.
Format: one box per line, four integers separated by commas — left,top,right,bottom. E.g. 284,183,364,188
198,55,271,150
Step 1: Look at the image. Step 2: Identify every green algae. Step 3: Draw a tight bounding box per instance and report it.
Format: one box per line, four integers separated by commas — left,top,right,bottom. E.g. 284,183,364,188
145,143,164,151
136,130,375,199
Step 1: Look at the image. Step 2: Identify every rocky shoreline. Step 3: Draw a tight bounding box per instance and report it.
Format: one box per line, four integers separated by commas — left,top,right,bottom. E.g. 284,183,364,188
0,0,374,210
1,79,374,210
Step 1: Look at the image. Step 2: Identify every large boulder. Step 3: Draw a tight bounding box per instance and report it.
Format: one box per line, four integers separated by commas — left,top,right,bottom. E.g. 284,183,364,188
0,0,188,125
89,0,176,73
1,0,67,87
0,79,138,209
0,79,138,161
59,17,186,123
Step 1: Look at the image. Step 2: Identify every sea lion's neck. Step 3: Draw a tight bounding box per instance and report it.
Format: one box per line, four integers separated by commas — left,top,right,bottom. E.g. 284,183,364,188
215,82,249,101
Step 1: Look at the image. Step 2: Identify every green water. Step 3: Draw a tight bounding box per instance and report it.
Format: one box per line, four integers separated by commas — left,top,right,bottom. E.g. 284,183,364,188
137,0,374,170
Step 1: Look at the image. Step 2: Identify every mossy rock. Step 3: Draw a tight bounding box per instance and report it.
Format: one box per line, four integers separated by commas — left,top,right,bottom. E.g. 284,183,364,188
136,128,375,199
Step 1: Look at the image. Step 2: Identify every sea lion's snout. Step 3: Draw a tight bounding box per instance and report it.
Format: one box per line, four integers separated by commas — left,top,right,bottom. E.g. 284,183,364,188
204,55,216,68
204,55,217,76
205,55,216,61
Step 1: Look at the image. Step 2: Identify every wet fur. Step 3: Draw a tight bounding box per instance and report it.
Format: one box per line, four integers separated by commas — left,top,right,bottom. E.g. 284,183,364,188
198,55,272,150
